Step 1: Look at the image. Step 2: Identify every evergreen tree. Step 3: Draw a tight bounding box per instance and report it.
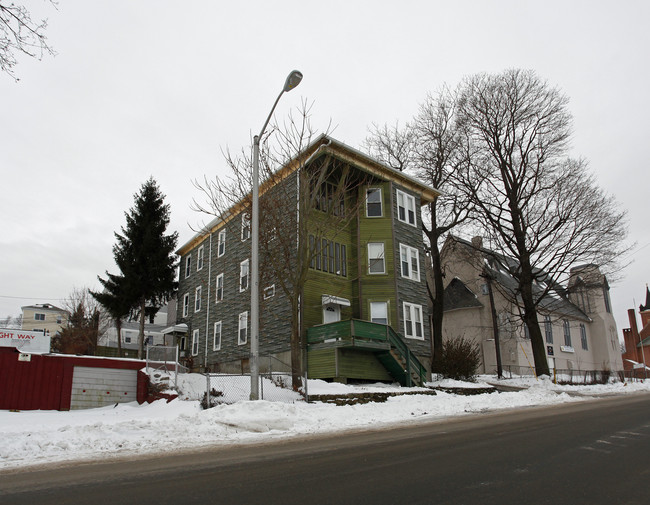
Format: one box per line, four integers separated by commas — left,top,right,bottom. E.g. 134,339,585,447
106,178,178,359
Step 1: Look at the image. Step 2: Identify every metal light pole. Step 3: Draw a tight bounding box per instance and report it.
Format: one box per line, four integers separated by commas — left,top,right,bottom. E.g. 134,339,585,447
250,70,303,400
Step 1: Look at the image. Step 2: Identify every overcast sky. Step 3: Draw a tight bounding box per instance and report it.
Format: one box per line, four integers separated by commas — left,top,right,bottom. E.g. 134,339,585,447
1,1,648,337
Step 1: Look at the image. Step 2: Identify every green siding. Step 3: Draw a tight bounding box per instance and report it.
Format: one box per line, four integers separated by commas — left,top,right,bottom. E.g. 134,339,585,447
338,349,393,381
357,183,398,325
308,348,337,378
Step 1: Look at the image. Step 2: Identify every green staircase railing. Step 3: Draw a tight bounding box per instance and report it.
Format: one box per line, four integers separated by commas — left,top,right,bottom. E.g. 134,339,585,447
307,319,428,386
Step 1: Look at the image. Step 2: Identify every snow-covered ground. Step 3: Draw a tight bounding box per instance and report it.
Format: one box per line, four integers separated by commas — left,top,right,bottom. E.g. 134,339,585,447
2,373,649,472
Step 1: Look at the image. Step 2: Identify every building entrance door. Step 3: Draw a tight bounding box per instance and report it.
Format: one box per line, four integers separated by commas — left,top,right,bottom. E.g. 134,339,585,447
323,303,341,324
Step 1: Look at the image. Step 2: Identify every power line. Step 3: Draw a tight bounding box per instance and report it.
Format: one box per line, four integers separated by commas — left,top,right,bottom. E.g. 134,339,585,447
0,295,66,301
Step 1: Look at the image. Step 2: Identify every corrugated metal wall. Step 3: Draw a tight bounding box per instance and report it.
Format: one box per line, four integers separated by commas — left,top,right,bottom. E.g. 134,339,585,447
0,347,148,410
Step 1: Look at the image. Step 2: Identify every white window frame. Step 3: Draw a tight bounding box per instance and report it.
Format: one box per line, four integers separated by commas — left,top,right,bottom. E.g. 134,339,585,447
195,286,202,312
241,213,251,240
238,311,248,345
34,313,46,321
403,302,424,340
213,321,222,351
396,189,416,226
368,242,385,274
197,245,204,271
215,273,224,303
184,255,191,278
264,284,276,300
399,243,420,281
240,259,250,292
182,293,190,317
366,187,383,217
370,301,388,325
191,329,199,356
217,229,226,257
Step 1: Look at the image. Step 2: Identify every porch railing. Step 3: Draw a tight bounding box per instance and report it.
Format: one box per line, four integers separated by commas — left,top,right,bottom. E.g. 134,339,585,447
307,319,427,386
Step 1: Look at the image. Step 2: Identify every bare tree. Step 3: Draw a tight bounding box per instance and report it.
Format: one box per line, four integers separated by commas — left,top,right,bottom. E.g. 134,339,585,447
0,1,56,80
193,102,368,389
365,86,472,372
456,69,629,376
53,287,106,355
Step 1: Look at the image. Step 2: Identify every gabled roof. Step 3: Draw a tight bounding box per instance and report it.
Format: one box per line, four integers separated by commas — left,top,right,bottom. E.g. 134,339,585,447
177,134,441,255
21,303,67,313
445,235,590,322
443,278,483,312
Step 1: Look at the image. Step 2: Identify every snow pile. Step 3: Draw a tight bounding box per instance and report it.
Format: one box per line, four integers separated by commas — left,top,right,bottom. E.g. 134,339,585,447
1,374,649,471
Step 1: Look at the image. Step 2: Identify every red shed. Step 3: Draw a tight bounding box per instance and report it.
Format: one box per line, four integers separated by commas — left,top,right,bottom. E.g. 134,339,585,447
0,347,149,410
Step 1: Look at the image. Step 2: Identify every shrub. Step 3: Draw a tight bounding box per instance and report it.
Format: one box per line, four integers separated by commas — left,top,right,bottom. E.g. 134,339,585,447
438,337,481,382
201,388,224,409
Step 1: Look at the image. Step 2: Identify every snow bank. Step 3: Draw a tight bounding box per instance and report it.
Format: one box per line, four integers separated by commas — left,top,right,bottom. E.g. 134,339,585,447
2,374,649,471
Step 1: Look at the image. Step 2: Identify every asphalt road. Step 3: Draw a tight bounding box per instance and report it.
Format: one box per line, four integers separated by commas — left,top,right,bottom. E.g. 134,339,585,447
2,393,650,505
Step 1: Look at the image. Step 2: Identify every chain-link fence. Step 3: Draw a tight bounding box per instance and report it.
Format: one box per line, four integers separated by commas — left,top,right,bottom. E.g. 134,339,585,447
146,345,189,389
203,372,307,407
202,355,307,407
490,365,626,384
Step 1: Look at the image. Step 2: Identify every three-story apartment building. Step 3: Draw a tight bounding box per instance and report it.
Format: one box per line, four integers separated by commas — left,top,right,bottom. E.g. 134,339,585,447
174,135,440,384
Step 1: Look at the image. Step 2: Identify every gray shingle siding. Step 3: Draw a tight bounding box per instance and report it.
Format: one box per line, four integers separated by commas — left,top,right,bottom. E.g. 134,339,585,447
392,183,431,358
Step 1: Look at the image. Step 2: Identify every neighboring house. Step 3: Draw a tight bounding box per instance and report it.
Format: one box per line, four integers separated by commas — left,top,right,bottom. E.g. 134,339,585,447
21,303,68,337
621,287,650,373
171,134,440,385
441,236,623,375
97,302,174,358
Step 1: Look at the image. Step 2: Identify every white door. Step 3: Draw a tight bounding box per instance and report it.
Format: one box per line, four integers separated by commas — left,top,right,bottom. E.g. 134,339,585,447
323,303,341,324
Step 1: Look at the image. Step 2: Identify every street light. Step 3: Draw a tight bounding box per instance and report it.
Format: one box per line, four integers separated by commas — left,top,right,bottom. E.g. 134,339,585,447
250,70,303,400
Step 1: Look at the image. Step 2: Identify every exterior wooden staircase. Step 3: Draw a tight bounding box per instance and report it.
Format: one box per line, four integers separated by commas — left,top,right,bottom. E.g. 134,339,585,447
307,319,428,386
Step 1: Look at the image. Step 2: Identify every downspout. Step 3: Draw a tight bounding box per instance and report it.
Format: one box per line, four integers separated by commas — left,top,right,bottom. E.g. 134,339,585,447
204,232,213,370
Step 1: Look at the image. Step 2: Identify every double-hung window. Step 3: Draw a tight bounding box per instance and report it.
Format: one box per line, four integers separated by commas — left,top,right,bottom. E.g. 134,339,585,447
396,189,416,226
240,259,249,292
191,329,199,356
238,311,248,345
370,301,388,325
215,273,224,302
366,188,382,217
197,246,204,271
184,255,191,278
368,243,385,274
403,302,424,340
400,244,420,281
241,213,251,240
563,320,572,347
580,324,588,350
213,321,222,351
217,229,226,257
194,286,202,312
34,313,45,321
544,315,553,344
182,293,190,317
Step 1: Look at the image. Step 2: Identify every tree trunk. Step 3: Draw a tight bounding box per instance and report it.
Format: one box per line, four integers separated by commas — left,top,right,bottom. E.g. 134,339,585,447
138,297,146,360
116,318,123,357
290,296,303,391
519,280,550,377
428,231,445,374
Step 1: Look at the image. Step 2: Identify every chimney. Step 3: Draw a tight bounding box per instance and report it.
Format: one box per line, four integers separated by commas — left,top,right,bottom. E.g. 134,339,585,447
471,236,483,249
628,309,641,363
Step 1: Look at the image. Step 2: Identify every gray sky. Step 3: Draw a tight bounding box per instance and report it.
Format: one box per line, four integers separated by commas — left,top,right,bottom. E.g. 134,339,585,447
1,0,648,337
